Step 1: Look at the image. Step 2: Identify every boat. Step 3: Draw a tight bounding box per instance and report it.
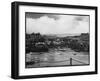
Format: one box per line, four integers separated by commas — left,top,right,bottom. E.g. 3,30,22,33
30,42,49,52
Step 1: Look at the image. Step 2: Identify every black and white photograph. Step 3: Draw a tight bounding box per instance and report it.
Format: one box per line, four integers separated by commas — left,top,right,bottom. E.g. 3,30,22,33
11,1,97,79
25,12,90,68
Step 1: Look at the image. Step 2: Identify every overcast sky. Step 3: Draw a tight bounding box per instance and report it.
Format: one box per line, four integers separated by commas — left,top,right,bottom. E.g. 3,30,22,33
26,13,89,34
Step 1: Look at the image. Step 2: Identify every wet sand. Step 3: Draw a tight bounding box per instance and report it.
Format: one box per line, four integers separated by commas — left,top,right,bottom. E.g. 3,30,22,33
26,48,89,68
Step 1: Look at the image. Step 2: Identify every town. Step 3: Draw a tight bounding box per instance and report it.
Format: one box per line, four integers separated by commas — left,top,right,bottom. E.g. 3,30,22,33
25,33,89,68
26,33,89,53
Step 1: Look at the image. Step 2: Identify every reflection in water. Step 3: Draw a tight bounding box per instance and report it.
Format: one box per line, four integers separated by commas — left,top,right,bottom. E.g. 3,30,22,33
26,48,89,68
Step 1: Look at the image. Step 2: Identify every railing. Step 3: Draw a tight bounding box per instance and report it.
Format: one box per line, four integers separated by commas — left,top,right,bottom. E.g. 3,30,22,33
39,58,87,65
26,57,88,66
71,58,88,65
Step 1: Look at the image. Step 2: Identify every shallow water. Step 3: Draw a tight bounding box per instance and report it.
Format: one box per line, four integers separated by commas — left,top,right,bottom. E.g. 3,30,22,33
26,48,89,68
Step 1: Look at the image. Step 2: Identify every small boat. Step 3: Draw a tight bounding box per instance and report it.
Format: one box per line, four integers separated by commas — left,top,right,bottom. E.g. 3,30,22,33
73,53,77,55
58,49,66,51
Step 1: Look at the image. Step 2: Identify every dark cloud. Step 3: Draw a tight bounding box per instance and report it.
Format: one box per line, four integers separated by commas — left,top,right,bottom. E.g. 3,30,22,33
47,15,59,20
26,13,59,20
75,16,89,22
26,13,44,19
75,17,84,21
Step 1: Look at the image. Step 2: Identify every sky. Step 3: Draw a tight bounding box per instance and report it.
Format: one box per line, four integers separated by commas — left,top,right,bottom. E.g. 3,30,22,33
26,13,89,34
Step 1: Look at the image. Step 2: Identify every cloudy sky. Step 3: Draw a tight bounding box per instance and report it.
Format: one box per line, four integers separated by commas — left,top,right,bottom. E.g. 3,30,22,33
26,13,89,34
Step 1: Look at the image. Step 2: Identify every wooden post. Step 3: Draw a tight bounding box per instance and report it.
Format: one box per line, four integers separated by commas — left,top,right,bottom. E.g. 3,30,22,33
70,58,72,65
